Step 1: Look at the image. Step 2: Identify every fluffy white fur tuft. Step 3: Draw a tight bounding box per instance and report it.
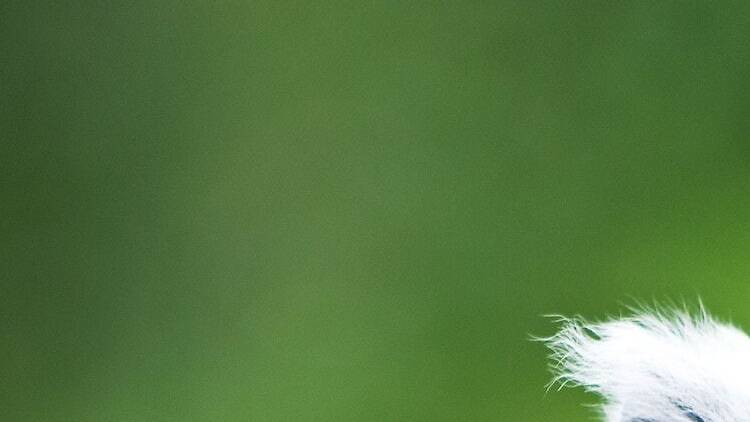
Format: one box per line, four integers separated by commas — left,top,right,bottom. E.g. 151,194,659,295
545,308,750,422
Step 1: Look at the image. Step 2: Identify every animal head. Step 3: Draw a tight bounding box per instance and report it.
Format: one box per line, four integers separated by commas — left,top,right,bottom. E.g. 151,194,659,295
545,308,750,422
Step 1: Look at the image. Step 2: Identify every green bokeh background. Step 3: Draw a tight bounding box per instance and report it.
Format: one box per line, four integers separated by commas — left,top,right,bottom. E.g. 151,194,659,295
5,2,750,421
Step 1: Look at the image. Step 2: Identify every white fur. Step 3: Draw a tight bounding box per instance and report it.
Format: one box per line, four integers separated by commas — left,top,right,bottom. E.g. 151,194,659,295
545,308,750,422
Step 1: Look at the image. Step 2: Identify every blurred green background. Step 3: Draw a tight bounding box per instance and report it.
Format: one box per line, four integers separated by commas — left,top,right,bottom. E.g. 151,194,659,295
5,1,750,421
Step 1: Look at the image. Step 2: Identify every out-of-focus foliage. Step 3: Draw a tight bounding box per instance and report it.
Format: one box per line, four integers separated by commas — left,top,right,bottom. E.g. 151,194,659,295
4,2,750,421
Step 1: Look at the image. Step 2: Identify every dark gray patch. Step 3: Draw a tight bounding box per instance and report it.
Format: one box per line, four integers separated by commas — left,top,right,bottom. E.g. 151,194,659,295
673,401,707,422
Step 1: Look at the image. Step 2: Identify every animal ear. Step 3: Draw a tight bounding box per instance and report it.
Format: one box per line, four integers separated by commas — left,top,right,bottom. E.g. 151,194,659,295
544,309,750,422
